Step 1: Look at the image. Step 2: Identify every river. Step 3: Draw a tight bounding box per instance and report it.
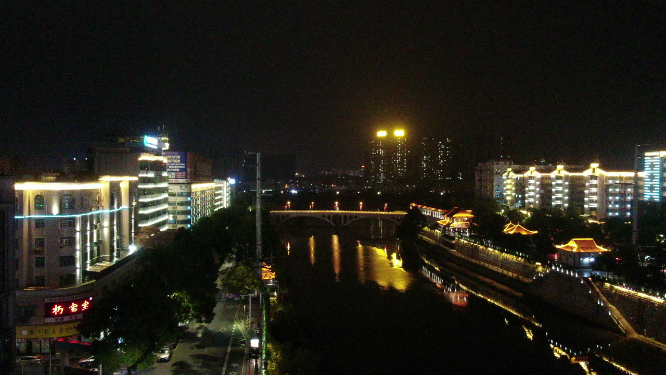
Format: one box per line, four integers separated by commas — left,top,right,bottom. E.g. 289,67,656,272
278,226,630,375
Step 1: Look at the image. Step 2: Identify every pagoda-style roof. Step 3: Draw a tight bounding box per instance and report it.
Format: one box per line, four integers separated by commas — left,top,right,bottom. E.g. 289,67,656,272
437,218,452,226
555,238,610,253
453,210,474,218
503,222,537,235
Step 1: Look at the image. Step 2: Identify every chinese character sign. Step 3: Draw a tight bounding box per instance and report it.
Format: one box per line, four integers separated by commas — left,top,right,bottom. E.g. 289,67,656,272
44,297,92,318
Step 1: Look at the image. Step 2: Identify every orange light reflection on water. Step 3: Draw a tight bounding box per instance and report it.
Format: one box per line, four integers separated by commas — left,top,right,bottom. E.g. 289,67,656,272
332,235,341,281
309,236,315,265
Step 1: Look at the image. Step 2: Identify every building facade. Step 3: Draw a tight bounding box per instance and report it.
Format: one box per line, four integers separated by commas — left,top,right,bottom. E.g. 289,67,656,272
0,177,15,373
411,137,452,181
475,160,520,203
643,151,666,203
368,130,407,182
14,178,137,289
502,163,643,219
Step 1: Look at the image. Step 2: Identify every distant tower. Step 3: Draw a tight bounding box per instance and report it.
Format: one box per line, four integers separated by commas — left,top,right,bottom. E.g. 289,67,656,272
412,136,451,180
499,135,512,160
368,129,407,182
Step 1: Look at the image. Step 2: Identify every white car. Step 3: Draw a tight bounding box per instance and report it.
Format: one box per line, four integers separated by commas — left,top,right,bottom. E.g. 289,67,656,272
155,346,172,362
16,355,44,365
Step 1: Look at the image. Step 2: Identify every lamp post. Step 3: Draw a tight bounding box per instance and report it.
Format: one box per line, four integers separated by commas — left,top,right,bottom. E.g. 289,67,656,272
248,152,263,371
359,201,363,211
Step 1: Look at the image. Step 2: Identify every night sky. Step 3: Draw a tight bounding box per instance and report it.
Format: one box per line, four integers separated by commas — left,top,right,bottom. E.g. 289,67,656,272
3,2,665,174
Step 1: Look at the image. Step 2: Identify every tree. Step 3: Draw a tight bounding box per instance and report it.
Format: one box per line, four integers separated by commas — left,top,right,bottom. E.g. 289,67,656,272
471,198,506,240
220,263,264,295
395,207,428,240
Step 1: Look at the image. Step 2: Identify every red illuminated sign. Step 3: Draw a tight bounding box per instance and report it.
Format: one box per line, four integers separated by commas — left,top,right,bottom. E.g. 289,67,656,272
44,297,92,319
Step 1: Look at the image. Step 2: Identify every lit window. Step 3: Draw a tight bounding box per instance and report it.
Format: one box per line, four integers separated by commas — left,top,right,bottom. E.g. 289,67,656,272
34,195,45,210
61,194,76,210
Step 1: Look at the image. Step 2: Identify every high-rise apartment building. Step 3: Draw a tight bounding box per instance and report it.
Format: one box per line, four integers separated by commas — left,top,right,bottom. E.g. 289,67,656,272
368,130,407,182
412,137,452,181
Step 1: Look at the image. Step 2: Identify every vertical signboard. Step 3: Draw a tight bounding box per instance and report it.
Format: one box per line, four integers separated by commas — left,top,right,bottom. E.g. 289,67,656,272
165,151,188,181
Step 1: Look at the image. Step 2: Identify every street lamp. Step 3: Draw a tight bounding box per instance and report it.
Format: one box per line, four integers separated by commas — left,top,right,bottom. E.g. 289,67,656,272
335,201,339,211
359,201,363,211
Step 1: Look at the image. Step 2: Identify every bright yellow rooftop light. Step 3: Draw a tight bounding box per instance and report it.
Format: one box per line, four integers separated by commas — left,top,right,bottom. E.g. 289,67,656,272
394,130,405,137
377,131,387,137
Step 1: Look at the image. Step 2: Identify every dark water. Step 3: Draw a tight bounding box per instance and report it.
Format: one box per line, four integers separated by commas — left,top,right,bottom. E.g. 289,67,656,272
279,227,631,375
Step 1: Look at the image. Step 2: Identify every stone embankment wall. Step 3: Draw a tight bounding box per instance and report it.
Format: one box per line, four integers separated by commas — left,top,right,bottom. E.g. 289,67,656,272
530,272,620,332
598,283,666,343
454,239,539,282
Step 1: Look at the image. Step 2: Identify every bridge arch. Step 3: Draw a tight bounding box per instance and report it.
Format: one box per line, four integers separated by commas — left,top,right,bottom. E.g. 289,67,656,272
270,210,406,228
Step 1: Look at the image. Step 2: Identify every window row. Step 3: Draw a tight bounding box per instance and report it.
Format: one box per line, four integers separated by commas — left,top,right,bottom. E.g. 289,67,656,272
34,218,75,229
33,194,77,210
29,274,76,287
34,256,75,268
33,237,76,249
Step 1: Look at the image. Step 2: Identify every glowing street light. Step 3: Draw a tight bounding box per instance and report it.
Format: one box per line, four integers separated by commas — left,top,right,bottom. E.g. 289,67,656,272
334,201,339,211
310,201,315,210
359,201,363,211
285,201,291,210
384,203,388,211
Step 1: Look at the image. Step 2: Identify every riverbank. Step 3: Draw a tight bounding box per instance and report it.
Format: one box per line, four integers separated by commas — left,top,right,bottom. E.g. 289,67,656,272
405,234,666,374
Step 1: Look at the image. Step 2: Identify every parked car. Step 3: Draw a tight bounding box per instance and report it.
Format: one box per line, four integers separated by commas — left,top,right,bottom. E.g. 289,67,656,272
78,355,99,369
155,346,172,362
16,355,44,364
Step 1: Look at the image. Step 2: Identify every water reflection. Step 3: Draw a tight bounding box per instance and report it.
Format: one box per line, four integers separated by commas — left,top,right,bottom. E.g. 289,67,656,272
308,236,315,265
356,243,365,283
332,235,340,281
280,229,665,374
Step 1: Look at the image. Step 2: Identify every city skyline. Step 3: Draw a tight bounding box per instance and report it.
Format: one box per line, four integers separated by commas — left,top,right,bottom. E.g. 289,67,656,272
3,3,665,174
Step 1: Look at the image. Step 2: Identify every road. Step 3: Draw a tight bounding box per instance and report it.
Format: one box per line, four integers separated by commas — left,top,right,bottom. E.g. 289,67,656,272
140,295,249,375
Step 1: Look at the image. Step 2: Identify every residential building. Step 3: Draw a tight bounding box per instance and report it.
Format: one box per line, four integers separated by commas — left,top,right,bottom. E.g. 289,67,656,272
502,163,643,219
475,160,521,203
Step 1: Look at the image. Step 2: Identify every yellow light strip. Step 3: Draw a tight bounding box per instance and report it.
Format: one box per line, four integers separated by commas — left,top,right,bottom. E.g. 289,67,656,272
99,176,139,181
191,183,216,189
15,182,104,191
612,285,664,304
138,154,167,162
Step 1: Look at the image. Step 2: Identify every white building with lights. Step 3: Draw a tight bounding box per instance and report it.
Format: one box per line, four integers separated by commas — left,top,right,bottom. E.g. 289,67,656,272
502,163,643,219
643,151,666,203
14,177,138,289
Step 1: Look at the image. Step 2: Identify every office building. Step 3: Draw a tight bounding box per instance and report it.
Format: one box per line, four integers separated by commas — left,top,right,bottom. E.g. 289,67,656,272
643,151,666,203
90,135,170,231
165,152,230,229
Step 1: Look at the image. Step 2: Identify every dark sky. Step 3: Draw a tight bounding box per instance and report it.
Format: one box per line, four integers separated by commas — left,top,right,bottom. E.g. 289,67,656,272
2,2,665,174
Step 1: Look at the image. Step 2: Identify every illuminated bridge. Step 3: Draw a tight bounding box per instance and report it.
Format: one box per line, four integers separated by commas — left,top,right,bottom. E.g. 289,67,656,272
270,210,407,227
